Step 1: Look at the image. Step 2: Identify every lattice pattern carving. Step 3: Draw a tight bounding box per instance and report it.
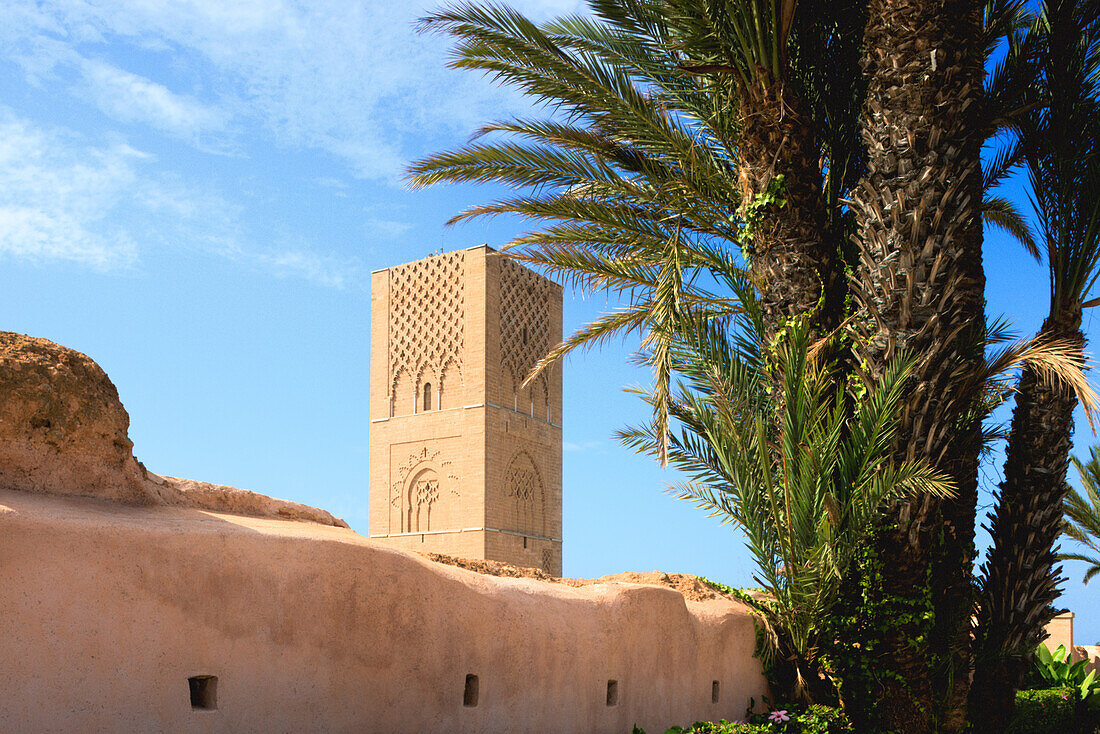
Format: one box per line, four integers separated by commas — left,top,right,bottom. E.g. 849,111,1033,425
389,252,465,396
541,548,554,575
408,469,439,532
391,445,459,533
499,257,551,391
505,450,545,536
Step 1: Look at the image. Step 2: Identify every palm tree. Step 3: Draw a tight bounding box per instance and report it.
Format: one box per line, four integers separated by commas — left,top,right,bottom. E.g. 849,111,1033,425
842,0,992,725
409,0,865,330
1061,447,1100,585
409,1,1084,729
972,2,1100,730
618,296,953,706
660,0,853,339
409,0,864,451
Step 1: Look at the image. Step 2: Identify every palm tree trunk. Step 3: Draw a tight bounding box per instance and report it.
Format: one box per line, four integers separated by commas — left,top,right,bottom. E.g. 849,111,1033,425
970,309,1084,733
846,0,987,730
737,84,845,340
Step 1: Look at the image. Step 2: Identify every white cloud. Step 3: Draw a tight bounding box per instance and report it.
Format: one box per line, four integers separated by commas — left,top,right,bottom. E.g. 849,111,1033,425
78,57,229,145
365,217,413,239
0,0,587,179
0,108,359,286
255,249,365,289
0,111,142,268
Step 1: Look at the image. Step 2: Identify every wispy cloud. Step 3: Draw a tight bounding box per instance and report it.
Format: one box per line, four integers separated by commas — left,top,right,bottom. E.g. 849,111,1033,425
77,57,230,146
0,110,142,268
0,0,586,179
365,217,413,240
0,108,360,286
564,440,605,453
254,249,365,289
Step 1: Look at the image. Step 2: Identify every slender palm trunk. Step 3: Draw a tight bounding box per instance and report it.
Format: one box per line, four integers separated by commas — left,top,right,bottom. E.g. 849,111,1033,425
970,309,1084,733
846,0,986,730
737,84,846,340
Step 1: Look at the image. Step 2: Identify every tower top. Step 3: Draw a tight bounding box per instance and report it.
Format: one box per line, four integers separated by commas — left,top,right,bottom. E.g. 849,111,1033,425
368,246,563,574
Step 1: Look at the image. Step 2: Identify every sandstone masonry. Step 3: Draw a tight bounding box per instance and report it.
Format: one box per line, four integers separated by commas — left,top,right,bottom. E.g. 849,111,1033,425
368,246,564,575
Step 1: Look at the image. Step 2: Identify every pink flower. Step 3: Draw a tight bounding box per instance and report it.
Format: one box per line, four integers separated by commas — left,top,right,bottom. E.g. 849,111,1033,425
769,709,790,723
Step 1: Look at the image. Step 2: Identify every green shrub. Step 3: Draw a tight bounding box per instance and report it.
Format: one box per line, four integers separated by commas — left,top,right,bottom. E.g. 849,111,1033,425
633,704,852,734
1029,644,1100,709
1010,686,1077,734
794,704,854,734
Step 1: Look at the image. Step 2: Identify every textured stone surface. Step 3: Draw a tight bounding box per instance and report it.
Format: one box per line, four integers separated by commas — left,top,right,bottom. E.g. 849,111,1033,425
0,489,767,733
369,246,565,574
426,553,733,603
0,330,156,504
151,473,349,528
0,330,345,527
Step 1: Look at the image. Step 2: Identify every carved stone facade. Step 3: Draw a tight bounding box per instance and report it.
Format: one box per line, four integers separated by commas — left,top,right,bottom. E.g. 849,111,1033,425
387,251,465,416
369,246,563,575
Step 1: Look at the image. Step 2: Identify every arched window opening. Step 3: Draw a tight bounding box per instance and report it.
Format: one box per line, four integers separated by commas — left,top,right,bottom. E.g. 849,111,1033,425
423,382,433,411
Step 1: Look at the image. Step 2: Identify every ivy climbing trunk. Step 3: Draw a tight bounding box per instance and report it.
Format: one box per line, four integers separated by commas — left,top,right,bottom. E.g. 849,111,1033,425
971,309,1084,733
737,83,846,341
846,0,987,730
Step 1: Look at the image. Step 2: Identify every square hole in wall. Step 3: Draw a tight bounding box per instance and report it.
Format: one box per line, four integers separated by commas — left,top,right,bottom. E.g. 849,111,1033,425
712,680,720,703
464,674,479,707
189,676,217,711
606,679,618,706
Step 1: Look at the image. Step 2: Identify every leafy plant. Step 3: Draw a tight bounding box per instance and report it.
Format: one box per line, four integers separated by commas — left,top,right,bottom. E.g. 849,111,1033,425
1009,686,1078,734
1031,643,1100,708
619,307,953,703
638,704,852,733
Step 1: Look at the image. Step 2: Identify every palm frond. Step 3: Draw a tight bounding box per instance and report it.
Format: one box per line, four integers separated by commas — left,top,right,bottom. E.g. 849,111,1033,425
1061,451,1100,585
983,194,1040,259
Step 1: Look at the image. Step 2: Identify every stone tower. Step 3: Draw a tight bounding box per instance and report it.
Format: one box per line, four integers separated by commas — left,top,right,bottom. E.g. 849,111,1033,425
368,246,563,575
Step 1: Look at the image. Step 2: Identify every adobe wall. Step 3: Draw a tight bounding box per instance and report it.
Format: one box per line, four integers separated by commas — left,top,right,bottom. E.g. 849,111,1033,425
1045,612,1074,652
0,489,767,734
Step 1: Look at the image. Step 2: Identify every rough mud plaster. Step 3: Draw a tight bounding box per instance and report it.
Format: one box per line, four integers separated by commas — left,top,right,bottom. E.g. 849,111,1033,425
0,489,766,734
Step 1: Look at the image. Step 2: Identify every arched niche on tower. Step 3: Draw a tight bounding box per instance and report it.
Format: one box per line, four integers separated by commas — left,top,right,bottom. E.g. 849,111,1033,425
391,368,414,417
439,359,463,410
530,374,549,421
405,467,440,533
504,450,545,537
414,362,438,413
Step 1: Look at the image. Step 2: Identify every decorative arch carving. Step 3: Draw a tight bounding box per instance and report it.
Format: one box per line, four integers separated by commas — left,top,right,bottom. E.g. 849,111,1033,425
415,361,438,412
505,450,545,536
407,467,439,532
390,368,414,417
499,257,551,402
390,445,460,533
439,359,463,410
531,374,549,419
388,251,464,400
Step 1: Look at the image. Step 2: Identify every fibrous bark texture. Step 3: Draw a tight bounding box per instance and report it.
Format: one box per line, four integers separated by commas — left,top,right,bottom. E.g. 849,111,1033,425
847,0,986,730
738,84,845,340
971,310,1084,734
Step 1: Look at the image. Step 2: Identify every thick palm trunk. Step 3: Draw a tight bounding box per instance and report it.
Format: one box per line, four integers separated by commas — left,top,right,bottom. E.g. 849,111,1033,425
846,0,987,731
738,84,845,340
970,310,1084,733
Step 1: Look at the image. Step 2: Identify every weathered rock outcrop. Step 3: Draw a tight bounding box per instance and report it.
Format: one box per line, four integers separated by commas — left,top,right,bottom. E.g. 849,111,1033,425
0,331,346,527
0,331,155,504
427,553,736,602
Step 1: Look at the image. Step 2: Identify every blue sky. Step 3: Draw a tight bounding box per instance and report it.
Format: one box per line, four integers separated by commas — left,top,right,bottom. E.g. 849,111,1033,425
1,0,1097,644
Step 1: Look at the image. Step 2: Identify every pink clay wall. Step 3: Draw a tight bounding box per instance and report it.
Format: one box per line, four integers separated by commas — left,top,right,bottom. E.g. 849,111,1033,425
0,489,766,733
